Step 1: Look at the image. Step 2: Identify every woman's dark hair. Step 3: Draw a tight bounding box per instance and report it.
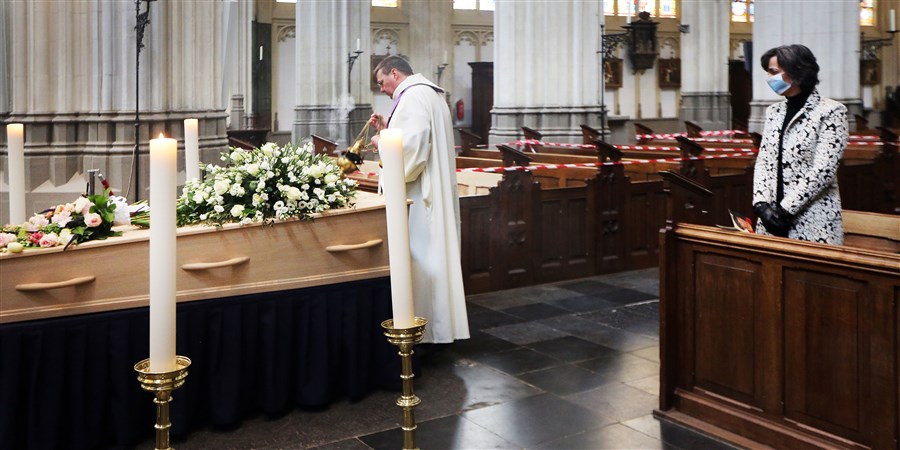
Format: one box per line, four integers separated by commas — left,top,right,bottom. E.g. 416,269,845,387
760,44,820,92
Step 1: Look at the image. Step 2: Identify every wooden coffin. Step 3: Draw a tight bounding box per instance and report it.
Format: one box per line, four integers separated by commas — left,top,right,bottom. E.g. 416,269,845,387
0,193,391,324
658,213,900,449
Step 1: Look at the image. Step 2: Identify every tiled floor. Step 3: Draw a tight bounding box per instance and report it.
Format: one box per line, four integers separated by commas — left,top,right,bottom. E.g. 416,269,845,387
154,268,737,449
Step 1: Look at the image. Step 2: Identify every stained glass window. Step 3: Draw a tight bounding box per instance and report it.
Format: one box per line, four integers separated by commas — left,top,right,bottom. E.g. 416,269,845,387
605,0,673,17
659,0,676,18
731,0,752,23
604,0,616,15
860,0,875,27
453,0,492,10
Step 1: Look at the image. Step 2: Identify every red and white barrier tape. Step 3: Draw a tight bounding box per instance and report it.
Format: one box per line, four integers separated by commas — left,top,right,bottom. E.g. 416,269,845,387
512,139,596,149
635,129,748,139
457,153,749,174
615,145,757,153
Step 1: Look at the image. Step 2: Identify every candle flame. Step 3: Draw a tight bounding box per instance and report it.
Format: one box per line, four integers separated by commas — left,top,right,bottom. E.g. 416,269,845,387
158,133,165,139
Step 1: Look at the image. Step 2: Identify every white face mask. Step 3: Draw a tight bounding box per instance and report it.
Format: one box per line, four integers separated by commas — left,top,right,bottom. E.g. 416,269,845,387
767,73,792,95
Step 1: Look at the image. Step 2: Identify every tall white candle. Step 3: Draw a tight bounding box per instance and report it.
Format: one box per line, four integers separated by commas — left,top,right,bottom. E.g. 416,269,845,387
356,38,361,51
379,129,415,329
443,50,448,64
259,45,263,61
890,9,896,32
6,124,25,225
183,119,200,181
149,133,178,372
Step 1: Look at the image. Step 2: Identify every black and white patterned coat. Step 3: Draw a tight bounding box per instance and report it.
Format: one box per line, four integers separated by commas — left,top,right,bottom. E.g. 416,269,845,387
752,89,848,245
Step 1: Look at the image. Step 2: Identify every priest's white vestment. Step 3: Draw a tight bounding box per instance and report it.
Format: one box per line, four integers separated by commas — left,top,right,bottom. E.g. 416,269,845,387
387,73,469,343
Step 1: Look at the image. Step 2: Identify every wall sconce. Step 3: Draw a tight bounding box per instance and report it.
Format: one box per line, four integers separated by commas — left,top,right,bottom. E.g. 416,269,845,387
860,30,897,62
601,11,659,73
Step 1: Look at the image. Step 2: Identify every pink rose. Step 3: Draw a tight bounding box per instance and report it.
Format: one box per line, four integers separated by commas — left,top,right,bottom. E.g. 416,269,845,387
0,233,17,248
38,233,59,248
29,231,44,244
83,212,103,228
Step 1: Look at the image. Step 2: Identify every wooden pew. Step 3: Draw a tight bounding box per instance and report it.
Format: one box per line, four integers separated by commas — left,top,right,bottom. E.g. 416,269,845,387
311,134,339,156
658,212,900,450
457,128,485,152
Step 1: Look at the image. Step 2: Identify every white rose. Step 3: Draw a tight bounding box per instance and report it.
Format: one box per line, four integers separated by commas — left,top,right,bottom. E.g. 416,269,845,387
324,174,339,184
261,142,277,156
58,229,74,245
245,163,260,176
192,192,204,204
73,197,91,215
214,205,225,213
214,179,231,196
230,150,245,162
230,205,244,217
285,186,302,201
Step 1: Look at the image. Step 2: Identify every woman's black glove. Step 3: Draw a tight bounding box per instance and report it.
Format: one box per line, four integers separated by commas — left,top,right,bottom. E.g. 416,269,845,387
753,202,793,237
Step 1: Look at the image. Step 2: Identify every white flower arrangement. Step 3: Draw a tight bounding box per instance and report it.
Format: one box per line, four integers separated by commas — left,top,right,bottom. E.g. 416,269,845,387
176,141,357,226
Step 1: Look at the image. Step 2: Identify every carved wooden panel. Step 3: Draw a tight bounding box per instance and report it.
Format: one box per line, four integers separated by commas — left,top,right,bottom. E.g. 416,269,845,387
693,253,763,407
490,170,539,289
626,181,666,269
783,269,869,443
595,165,628,273
536,187,593,283
460,195,493,294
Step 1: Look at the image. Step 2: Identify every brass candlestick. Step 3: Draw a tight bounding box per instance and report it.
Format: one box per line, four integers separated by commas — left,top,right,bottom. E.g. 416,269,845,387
134,356,191,450
382,317,428,450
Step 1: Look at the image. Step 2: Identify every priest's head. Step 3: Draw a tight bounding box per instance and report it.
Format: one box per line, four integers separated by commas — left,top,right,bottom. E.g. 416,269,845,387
374,55,413,99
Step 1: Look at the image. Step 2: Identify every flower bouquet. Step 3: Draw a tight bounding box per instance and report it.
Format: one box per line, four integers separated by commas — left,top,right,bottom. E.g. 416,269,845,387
0,190,149,253
176,141,357,227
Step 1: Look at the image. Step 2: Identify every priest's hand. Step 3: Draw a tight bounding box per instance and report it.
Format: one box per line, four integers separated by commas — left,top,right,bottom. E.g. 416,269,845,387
753,202,793,238
370,133,380,149
370,113,386,132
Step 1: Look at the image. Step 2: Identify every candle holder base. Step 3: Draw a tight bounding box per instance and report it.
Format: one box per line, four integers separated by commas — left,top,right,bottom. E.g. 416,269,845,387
382,317,427,450
134,356,191,450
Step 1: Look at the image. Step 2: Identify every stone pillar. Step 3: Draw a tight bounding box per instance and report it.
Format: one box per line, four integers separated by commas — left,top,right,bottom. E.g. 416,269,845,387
293,0,371,147
406,1,454,101
0,0,229,216
0,1,8,117
749,0,861,132
491,2,603,143
222,0,251,130
680,0,731,130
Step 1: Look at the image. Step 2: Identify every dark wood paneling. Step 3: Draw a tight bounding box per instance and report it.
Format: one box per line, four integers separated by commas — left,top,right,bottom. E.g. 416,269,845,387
659,223,900,449
460,195,493,293
693,253,762,408
783,269,867,442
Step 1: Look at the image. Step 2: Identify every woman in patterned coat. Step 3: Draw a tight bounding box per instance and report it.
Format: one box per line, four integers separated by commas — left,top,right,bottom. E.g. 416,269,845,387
752,44,849,245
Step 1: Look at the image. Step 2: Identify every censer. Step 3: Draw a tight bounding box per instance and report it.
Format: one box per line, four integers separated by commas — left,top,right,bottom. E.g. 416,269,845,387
337,120,375,174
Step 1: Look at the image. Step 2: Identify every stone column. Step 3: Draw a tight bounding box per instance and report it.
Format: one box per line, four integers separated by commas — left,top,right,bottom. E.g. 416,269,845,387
491,2,603,143
680,0,731,130
0,1,8,118
293,0,371,147
223,0,252,130
406,1,454,101
749,0,861,132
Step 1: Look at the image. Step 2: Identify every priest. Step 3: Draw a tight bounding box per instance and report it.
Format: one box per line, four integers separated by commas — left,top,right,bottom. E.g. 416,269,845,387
370,55,469,344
